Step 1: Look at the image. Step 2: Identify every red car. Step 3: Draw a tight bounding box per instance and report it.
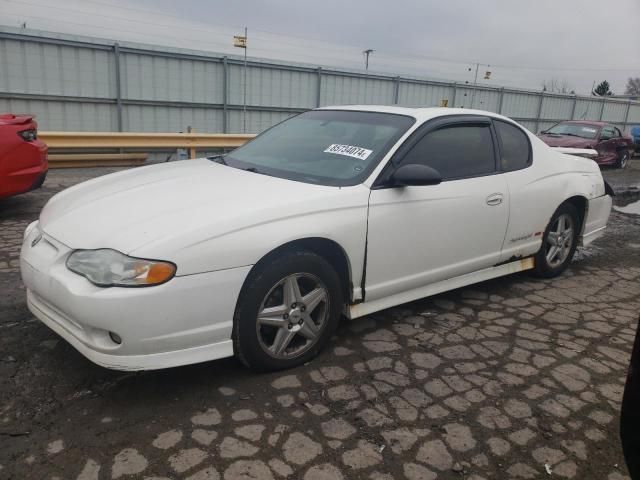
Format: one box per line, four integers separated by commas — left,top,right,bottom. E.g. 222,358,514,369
0,113,48,199
539,120,633,169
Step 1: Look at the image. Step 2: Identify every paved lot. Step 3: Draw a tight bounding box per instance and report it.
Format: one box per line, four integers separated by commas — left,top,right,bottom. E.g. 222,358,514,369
1,160,640,480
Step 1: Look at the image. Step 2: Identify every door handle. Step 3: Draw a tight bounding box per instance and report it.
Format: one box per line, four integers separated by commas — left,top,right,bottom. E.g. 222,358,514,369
486,193,503,206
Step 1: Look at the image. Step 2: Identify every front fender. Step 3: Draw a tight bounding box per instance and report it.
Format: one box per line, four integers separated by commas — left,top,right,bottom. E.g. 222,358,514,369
131,199,370,289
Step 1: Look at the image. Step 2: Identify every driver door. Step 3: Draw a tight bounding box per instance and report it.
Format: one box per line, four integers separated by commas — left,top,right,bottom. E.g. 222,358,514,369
596,125,617,164
364,116,509,302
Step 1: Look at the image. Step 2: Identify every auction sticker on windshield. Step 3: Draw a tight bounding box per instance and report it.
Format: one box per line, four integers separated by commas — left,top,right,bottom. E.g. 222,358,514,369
324,144,373,160
582,127,597,133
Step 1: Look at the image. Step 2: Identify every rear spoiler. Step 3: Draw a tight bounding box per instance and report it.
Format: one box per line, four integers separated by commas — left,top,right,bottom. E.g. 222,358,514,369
552,147,598,159
0,113,35,126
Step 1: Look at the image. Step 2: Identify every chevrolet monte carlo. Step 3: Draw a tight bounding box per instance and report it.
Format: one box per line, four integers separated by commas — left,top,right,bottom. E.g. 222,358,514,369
20,106,613,371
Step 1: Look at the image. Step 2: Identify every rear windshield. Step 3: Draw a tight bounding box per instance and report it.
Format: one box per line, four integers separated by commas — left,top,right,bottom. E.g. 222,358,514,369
224,110,415,186
546,123,599,139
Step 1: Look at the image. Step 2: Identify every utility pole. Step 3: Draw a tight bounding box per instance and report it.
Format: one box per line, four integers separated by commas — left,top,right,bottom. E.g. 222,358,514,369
468,62,491,108
233,28,248,132
363,49,374,70
243,27,247,133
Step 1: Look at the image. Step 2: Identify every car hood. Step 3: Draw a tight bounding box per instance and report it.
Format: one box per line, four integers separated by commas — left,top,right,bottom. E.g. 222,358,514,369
39,159,367,255
538,134,594,148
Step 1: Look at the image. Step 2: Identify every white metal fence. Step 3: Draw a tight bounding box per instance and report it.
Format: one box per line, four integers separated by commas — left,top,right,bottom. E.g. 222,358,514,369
1,26,639,135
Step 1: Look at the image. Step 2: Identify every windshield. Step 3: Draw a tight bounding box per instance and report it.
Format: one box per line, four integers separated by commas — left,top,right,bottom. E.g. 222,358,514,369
546,123,599,139
223,110,415,186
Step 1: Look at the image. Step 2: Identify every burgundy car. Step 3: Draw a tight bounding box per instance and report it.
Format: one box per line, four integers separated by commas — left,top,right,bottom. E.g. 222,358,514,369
0,113,48,199
539,120,633,169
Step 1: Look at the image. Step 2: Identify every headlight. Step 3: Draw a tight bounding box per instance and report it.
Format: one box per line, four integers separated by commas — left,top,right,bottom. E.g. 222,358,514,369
18,129,37,142
66,249,176,287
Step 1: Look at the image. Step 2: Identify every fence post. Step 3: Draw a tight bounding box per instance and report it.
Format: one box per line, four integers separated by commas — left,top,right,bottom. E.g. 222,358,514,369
623,100,632,130
451,83,457,108
113,42,123,132
393,76,400,105
570,95,578,120
222,56,228,133
598,97,605,121
316,67,322,107
497,87,505,114
534,92,544,133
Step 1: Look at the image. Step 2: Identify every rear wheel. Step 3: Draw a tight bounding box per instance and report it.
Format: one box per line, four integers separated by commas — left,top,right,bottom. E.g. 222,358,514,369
532,203,579,278
617,150,630,169
233,250,343,371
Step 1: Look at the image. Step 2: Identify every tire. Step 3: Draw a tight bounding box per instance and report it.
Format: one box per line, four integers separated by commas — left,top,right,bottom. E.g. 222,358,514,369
232,250,343,371
532,202,580,278
617,150,630,169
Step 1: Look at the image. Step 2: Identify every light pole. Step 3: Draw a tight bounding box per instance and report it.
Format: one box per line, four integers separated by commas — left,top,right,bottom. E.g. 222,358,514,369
363,49,374,70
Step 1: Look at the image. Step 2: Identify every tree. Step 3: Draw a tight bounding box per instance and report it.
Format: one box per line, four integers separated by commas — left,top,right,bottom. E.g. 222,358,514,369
593,80,613,96
625,77,640,96
541,78,574,94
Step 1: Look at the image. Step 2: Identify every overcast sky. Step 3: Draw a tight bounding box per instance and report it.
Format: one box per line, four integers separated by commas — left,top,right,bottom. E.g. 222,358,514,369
2,0,639,94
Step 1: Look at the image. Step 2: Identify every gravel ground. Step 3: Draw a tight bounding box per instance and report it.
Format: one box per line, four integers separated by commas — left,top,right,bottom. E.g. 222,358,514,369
0,159,639,480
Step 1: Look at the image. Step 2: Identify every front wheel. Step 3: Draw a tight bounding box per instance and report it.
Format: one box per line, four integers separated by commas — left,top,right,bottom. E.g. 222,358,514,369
532,203,579,278
233,250,343,371
617,150,630,169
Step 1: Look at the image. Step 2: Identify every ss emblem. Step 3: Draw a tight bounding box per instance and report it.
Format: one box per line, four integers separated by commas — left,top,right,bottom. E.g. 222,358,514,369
31,233,43,247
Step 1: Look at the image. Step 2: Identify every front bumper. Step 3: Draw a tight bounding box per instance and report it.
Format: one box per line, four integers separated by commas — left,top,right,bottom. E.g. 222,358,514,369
20,223,251,370
0,140,48,198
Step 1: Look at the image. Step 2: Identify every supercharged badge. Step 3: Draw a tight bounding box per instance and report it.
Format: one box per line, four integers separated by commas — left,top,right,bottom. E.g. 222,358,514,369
510,233,533,243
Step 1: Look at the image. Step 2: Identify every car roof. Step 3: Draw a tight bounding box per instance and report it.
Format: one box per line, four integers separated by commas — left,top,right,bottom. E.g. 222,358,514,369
316,105,518,124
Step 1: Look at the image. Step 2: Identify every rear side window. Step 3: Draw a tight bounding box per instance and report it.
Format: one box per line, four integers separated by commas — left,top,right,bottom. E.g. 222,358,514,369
401,124,495,180
494,120,531,172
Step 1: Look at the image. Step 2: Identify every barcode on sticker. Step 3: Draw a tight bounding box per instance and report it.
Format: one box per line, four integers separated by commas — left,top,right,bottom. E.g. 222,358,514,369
324,144,373,160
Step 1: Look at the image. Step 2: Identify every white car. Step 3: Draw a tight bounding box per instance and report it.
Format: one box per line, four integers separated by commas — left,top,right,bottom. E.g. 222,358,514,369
20,106,612,372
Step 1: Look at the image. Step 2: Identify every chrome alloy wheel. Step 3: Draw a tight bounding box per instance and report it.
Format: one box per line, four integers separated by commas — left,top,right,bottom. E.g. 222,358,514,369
545,213,574,268
256,273,330,359
620,152,629,169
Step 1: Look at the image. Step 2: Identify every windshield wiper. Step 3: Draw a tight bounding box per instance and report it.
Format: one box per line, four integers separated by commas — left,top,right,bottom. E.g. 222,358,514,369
208,155,227,165
242,166,276,178
552,132,585,138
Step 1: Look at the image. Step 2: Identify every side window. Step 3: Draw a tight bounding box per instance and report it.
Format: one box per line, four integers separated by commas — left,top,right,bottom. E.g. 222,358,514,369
494,120,531,171
601,126,615,139
401,124,495,180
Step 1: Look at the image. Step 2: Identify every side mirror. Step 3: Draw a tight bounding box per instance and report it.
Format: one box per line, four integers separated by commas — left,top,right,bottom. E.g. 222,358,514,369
540,130,548,135
391,164,442,187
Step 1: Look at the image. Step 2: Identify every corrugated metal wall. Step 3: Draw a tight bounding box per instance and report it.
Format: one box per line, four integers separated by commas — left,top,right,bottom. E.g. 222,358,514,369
1,26,638,135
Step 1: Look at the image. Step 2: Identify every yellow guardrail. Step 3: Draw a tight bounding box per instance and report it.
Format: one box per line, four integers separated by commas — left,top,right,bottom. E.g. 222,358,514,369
47,153,149,168
39,131,256,168
39,131,256,164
